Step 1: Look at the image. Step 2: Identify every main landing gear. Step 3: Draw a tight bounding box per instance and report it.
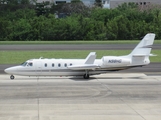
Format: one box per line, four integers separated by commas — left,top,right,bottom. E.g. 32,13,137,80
10,75,15,80
83,74,89,79
83,70,89,79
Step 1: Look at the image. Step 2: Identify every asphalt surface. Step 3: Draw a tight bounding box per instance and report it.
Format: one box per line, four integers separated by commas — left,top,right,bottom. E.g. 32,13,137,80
0,74,161,120
0,44,160,50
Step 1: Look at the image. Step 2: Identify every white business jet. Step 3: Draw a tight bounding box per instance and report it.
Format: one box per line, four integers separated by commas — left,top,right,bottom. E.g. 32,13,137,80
5,33,156,79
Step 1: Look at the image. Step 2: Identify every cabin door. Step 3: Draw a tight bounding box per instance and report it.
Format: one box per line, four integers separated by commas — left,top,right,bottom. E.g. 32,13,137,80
35,61,42,75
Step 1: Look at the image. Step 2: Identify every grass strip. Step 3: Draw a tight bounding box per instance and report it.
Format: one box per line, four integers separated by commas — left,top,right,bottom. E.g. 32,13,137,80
0,40,161,45
0,50,160,64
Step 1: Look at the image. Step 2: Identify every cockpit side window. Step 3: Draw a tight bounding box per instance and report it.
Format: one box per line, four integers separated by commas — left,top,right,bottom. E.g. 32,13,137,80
28,62,33,66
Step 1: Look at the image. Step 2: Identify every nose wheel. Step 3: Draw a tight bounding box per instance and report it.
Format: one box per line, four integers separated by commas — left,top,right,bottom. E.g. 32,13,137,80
10,75,15,80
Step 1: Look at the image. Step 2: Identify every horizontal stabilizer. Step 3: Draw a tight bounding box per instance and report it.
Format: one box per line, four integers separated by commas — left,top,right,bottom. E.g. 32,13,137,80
67,64,99,70
149,54,157,56
132,54,149,57
85,52,96,64
132,54,157,57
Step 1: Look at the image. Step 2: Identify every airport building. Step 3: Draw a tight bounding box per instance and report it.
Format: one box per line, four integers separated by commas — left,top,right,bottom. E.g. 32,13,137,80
36,0,96,6
109,0,161,8
36,0,161,8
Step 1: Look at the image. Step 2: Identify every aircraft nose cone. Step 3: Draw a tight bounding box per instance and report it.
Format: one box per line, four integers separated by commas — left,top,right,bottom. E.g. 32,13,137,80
4,68,10,74
4,67,16,74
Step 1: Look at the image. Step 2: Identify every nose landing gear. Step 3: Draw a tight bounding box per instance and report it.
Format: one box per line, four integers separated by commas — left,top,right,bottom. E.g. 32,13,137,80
10,75,15,80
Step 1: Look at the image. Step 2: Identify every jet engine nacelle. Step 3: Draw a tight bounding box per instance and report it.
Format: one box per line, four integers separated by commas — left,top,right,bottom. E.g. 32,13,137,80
102,56,131,66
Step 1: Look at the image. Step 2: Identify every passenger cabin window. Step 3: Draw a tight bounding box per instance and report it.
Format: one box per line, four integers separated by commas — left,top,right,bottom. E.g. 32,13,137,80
58,63,61,67
64,63,67,67
45,63,47,67
70,63,72,66
52,63,54,67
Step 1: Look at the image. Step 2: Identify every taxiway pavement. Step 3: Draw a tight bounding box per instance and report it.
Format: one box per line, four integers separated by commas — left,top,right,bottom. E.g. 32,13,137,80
0,44,160,51
0,73,161,120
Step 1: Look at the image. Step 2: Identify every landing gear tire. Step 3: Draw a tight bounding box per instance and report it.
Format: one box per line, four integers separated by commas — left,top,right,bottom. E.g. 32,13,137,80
83,74,89,79
10,75,15,80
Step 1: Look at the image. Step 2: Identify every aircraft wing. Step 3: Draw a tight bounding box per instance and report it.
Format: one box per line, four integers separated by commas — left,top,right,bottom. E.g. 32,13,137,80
68,52,99,70
84,52,96,64
67,64,100,70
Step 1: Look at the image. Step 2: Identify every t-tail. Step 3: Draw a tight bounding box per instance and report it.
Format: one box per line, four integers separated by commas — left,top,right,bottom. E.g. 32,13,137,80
127,33,156,66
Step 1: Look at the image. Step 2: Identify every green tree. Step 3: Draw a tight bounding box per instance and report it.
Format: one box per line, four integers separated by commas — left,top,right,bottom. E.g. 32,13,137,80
71,0,81,3
0,18,9,40
117,2,137,11
95,0,102,7
7,19,32,40
21,0,30,4
36,2,50,16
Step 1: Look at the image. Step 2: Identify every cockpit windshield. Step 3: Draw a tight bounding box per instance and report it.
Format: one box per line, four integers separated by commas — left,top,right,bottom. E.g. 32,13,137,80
21,62,28,66
21,62,33,67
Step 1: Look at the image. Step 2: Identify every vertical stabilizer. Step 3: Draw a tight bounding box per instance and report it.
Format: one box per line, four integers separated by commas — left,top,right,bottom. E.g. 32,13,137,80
128,33,155,65
129,33,155,56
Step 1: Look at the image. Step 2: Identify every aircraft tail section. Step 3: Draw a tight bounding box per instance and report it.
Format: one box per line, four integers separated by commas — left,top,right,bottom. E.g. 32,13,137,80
129,33,155,57
128,33,156,65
